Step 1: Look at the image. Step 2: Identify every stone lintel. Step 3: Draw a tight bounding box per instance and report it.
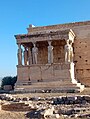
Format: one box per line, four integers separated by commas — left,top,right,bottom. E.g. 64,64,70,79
17,63,71,69
15,29,75,44
27,20,90,33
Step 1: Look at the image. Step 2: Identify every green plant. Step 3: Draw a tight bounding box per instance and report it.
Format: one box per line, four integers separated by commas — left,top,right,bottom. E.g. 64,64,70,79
1,76,17,90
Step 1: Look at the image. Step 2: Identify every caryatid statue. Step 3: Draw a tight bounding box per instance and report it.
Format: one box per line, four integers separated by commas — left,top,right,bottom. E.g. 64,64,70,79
48,41,53,64
17,44,22,65
24,47,28,65
69,41,73,62
64,39,73,63
32,42,38,64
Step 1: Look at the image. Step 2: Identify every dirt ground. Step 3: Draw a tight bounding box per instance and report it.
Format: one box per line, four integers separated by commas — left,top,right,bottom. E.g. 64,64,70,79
0,110,26,119
0,87,90,119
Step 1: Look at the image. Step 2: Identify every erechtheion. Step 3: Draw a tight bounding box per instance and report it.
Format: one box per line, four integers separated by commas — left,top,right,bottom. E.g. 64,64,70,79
15,21,90,92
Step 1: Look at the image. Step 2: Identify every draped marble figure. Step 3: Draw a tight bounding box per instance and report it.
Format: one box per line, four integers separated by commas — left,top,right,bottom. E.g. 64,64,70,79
17,44,22,65
24,47,28,65
32,43,38,64
48,41,53,64
64,40,73,63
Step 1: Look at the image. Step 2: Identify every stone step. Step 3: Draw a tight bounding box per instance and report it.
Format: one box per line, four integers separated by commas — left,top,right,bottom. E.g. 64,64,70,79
32,80,73,85
16,81,31,85
17,85,80,90
16,81,80,93
16,79,71,85
16,81,76,89
15,87,80,93
17,83,77,88
15,79,80,93
16,79,72,85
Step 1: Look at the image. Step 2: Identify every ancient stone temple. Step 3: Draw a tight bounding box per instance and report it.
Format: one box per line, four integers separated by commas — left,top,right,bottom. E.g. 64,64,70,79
15,21,90,92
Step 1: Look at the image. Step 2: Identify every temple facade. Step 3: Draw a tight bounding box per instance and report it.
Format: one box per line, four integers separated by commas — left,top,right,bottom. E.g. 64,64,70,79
15,21,90,88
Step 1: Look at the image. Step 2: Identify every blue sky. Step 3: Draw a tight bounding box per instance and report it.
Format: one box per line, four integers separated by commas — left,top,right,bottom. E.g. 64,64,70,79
0,0,90,77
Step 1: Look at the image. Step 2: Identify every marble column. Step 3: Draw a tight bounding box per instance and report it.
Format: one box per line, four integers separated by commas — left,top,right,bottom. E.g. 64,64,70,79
24,46,28,65
32,42,38,64
48,41,53,64
17,44,22,65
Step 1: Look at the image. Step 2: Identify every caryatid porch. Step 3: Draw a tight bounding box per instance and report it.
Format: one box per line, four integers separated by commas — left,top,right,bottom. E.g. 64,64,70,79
15,29,76,84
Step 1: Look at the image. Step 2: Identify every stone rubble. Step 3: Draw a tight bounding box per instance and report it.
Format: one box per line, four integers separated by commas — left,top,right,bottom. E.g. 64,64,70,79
0,94,90,118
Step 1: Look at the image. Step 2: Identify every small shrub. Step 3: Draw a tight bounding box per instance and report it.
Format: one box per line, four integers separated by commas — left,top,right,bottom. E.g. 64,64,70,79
1,76,17,90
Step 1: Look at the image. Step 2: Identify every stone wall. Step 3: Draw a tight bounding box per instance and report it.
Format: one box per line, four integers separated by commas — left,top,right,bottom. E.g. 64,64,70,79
17,66,29,81
3,85,13,91
27,21,90,86
73,25,90,86
17,63,71,84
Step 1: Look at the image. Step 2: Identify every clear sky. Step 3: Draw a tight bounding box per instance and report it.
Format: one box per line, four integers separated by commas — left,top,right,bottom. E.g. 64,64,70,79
0,0,90,77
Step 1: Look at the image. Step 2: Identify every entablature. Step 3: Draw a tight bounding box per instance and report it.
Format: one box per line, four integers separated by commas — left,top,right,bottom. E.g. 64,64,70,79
15,29,75,44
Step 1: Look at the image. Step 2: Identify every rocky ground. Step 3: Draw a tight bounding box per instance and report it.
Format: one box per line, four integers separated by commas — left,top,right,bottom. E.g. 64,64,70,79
0,87,90,119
